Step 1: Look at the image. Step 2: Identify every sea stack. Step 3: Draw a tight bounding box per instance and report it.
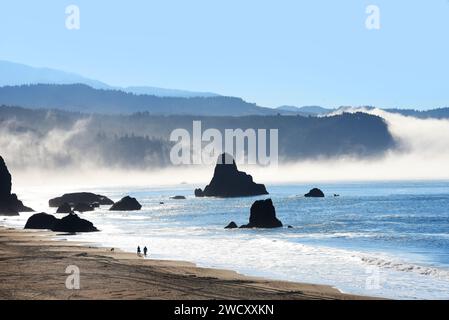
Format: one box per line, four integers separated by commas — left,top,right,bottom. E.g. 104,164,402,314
0,156,34,216
49,192,114,208
170,195,186,200
24,212,98,233
52,213,99,233
110,196,142,211
240,199,283,228
305,188,325,198
73,203,95,213
194,188,205,197
195,153,268,198
224,221,238,229
24,213,59,230
56,203,73,214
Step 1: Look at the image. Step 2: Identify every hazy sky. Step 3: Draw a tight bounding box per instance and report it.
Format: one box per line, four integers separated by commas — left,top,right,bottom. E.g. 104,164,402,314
0,0,448,109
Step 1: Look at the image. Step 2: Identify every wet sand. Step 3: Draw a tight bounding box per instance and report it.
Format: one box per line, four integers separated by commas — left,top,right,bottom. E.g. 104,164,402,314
0,226,374,300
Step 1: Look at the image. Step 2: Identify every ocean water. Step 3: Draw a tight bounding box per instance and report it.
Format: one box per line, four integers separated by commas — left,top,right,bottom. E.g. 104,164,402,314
3,181,449,300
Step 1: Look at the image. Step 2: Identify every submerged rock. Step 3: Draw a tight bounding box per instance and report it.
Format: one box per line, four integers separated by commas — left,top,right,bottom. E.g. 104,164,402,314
170,195,186,200
49,192,114,208
52,213,99,233
110,196,142,211
198,153,268,198
225,221,238,229
304,188,325,198
240,199,283,229
56,203,73,214
24,212,59,230
0,156,34,216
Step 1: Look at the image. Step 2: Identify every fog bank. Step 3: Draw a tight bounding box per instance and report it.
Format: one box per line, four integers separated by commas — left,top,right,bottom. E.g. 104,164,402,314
3,108,449,188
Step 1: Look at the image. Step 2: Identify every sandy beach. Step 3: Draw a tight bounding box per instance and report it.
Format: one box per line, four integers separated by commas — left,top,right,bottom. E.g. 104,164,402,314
0,226,373,300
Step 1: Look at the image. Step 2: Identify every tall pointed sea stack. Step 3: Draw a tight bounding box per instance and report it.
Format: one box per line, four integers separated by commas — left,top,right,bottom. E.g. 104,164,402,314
0,156,34,216
195,153,268,198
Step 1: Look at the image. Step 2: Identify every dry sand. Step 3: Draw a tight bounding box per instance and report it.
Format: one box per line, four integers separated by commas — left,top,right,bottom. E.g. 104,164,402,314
0,226,374,300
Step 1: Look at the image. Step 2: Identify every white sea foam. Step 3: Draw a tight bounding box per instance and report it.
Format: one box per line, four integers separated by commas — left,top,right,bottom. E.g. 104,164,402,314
360,256,449,280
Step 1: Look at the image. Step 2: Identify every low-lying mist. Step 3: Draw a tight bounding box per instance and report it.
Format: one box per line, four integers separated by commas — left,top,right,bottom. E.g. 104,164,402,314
2,108,449,189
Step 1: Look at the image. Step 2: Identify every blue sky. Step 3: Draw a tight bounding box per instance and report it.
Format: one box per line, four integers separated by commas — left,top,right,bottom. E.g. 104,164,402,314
0,0,448,109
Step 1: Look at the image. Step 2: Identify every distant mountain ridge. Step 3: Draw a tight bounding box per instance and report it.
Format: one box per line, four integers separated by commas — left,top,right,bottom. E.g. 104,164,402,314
0,83,448,118
336,106,449,119
123,86,218,98
278,105,449,119
0,83,276,116
0,61,447,117
384,108,449,119
0,60,220,98
276,105,333,116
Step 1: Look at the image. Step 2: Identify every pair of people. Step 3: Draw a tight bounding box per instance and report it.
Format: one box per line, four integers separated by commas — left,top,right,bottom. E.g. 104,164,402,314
137,246,148,256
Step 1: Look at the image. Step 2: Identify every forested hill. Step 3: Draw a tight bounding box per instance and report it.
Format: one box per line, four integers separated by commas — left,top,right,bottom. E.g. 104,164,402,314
0,84,276,116
0,106,395,168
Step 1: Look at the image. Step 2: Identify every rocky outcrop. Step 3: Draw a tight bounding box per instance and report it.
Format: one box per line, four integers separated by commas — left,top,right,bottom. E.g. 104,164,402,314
224,221,238,229
73,203,95,213
91,202,100,208
49,192,114,208
240,199,283,229
52,213,98,233
24,213,98,232
305,188,325,198
109,196,142,211
24,212,58,230
0,157,11,197
170,196,186,200
194,189,204,197
0,156,34,216
56,203,73,214
196,153,268,198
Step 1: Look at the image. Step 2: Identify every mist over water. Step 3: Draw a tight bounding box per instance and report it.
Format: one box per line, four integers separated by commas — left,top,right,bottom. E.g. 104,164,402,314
0,117,95,169
1,108,449,188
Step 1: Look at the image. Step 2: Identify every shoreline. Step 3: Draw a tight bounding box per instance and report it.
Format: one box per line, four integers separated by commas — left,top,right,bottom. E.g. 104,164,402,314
0,225,377,300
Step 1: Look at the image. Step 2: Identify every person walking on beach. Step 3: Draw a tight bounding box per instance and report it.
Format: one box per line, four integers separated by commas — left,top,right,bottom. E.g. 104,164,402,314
143,246,148,256
137,246,141,256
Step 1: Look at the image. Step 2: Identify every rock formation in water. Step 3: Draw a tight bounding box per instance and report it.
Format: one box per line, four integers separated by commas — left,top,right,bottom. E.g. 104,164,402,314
194,188,205,197
24,212,98,232
109,196,142,211
73,203,95,213
24,212,59,230
56,203,73,214
224,221,238,229
195,153,268,198
240,199,283,229
49,192,114,208
304,188,325,198
0,156,34,216
170,196,186,200
52,213,98,232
